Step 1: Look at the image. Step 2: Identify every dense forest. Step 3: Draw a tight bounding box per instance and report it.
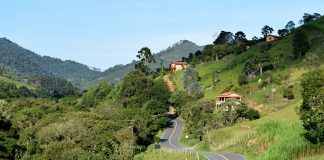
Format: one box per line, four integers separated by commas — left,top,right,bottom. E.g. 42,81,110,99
0,43,175,159
0,38,100,88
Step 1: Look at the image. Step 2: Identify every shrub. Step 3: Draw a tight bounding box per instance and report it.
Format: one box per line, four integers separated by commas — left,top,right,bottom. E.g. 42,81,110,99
283,86,295,100
299,70,324,144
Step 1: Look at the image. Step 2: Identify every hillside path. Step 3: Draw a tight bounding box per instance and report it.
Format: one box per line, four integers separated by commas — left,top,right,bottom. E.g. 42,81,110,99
160,118,246,160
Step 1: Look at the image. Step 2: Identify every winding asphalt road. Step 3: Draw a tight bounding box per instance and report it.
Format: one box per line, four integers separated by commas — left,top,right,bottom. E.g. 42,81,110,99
160,118,245,160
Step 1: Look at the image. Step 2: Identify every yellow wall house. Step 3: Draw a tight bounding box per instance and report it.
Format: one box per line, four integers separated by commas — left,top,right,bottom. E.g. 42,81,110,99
169,61,189,72
266,35,280,42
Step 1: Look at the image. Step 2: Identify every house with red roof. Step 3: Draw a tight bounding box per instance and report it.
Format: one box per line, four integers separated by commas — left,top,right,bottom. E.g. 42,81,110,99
216,92,242,110
169,61,189,72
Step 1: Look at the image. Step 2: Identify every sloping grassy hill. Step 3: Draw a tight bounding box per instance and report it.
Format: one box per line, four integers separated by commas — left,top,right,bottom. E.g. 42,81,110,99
166,17,324,159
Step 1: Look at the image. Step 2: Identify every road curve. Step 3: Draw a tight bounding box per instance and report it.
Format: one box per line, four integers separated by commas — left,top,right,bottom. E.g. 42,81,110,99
160,117,245,160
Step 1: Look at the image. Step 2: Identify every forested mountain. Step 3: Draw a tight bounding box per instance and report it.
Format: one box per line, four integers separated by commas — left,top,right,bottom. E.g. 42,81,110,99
85,40,203,87
0,38,202,89
0,38,100,88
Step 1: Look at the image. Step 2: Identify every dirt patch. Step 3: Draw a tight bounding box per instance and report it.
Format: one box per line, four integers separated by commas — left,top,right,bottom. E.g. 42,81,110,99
167,78,175,93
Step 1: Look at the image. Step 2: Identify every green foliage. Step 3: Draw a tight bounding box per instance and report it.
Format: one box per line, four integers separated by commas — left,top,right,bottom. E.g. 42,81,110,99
285,21,296,32
169,91,191,108
33,75,77,98
300,70,324,144
293,29,310,58
0,115,18,159
181,101,217,138
182,68,203,99
135,47,156,74
278,29,289,37
240,52,274,85
182,68,199,89
77,81,113,110
238,73,248,85
219,99,260,125
119,70,154,107
0,80,36,99
0,38,100,88
261,25,274,37
283,86,295,100
213,31,234,45
300,13,322,24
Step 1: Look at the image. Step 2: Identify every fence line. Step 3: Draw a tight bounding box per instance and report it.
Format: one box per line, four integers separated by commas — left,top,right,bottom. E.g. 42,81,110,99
210,133,257,151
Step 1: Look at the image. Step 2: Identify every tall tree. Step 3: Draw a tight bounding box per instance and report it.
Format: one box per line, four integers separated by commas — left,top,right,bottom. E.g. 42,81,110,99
135,47,156,73
292,29,310,58
299,13,321,24
234,31,247,41
278,29,289,37
213,31,234,45
285,21,295,32
299,70,324,144
261,25,274,37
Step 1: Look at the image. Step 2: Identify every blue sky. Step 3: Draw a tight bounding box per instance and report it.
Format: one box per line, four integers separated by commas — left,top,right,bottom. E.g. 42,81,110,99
1,0,323,70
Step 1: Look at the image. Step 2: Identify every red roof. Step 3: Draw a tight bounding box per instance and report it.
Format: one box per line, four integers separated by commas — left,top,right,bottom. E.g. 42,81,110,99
216,92,242,98
171,61,188,65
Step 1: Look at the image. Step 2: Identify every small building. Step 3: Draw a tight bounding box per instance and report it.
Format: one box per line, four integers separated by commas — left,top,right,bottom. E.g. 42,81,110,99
266,35,280,42
169,61,189,72
216,92,242,110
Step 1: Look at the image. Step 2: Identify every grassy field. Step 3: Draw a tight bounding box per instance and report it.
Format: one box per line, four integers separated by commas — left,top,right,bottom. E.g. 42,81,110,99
207,101,324,160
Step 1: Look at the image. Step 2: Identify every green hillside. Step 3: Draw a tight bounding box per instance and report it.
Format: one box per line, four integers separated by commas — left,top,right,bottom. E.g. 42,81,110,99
145,16,324,160
0,38,100,88
86,40,203,87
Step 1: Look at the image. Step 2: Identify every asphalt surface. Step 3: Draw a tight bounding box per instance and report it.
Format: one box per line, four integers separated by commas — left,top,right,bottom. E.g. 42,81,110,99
160,118,246,160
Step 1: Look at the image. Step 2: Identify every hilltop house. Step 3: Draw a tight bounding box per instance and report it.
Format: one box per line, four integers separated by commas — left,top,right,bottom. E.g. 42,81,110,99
169,61,189,72
266,35,280,42
215,92,242,110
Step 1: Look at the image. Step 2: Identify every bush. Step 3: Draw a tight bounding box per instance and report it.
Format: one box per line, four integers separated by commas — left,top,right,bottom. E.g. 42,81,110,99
188,82,204,99
238,73,248,85
299,70,324,144
283,86,295,100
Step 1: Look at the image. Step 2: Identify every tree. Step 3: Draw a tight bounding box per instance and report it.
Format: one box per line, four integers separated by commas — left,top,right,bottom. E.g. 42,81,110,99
278,29,289,37
213,31,234,45
238,73,248,85
292,29,310,58
285,21,295,32
261,25,274,37
182,68,199,89
252,36,259,41
135,47,156,73
0,115,18,159
188,82,204,99
234,31,247,42
313,13,322,20
300,13,321,24
299,70,324,144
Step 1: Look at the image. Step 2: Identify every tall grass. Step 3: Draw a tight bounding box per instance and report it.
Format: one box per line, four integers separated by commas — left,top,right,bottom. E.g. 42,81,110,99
256,120,321,160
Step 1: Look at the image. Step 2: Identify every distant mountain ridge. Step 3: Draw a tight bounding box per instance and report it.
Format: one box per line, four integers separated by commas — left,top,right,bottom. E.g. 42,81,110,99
0,38,100,88
0,38,202,89
85,40,203,87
